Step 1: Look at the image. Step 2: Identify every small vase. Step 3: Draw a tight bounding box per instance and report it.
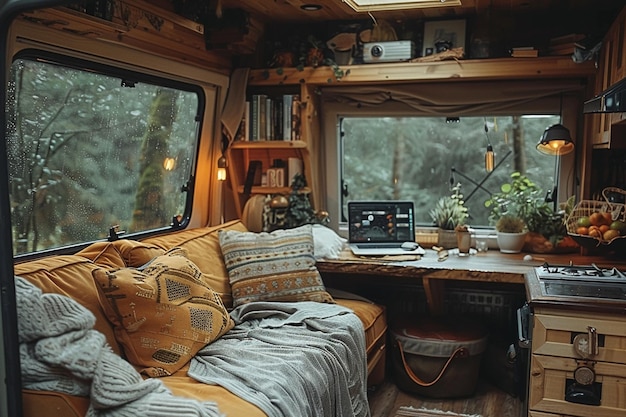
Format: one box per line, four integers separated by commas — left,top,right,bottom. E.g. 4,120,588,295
456,230,471,256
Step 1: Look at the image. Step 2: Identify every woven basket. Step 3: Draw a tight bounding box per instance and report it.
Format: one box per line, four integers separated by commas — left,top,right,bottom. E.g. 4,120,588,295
566,187,626,249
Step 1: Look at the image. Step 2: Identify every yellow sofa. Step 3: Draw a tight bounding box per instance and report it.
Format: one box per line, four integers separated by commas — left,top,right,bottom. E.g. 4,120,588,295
16,220,387,417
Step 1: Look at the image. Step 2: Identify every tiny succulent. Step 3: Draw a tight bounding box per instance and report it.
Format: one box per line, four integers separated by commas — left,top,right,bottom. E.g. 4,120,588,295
430,183,469,230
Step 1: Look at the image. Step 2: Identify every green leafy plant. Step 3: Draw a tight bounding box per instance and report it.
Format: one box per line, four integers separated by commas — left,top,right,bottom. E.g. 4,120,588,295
484,172,569,243
430,183,469,230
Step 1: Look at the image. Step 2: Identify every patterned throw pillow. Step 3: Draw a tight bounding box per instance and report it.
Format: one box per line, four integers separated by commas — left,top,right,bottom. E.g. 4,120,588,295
92,248,234,377
218,225,334,307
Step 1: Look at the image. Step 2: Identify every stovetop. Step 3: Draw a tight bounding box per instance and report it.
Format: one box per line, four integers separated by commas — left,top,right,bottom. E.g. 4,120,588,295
535,262,626,301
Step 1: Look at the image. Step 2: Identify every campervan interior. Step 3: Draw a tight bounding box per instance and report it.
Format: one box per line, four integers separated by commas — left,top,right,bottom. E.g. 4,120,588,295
2,1,626,417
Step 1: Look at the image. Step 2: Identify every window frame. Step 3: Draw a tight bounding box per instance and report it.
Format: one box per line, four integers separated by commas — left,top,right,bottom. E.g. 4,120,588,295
320,86,582,235
8,49,205,258
6,17,229,259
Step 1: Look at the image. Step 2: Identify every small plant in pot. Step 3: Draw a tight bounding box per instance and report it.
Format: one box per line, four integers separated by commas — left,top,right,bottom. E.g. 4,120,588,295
494,215,527,253
430,183,469,249
484,172,577,253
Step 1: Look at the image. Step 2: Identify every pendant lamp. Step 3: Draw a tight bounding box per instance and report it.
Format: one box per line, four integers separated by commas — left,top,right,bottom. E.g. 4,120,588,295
536,95,574,156
536,123,574,155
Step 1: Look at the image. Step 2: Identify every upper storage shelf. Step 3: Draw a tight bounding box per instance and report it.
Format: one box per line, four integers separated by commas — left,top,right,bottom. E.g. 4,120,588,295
248,56,598,87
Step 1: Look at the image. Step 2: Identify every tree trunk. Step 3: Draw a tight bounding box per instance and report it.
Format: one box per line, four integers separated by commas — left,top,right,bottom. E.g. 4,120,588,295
132,89,178,230
512,115,526,174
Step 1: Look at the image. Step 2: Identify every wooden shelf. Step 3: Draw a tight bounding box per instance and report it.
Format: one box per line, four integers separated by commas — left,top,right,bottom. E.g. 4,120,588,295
236,186,310,194
230,140,308,149
248,56,597,86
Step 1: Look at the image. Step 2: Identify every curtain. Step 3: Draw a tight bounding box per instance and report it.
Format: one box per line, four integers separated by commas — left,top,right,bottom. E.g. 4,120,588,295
319,79,586,116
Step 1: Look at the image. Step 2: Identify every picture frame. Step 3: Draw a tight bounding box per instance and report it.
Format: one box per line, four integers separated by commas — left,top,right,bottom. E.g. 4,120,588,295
422,19,466,57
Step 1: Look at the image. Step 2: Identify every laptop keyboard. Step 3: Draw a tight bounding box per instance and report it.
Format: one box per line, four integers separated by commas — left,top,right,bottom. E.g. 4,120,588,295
355,243,403,249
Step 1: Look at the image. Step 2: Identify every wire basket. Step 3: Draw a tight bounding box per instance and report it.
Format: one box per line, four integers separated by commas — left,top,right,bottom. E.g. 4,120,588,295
565,187,626,250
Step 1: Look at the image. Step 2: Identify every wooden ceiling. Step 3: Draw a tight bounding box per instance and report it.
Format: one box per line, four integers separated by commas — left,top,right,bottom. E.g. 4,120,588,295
218,0,623,25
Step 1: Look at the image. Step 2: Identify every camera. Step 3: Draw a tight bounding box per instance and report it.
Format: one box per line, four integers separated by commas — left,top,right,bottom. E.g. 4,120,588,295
363,41,415,63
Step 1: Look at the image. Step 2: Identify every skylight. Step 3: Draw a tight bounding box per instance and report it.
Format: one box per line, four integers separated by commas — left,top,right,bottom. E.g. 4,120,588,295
342,0,462,12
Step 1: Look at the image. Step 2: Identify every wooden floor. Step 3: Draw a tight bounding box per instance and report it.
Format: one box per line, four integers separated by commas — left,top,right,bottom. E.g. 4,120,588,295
368,378,524,417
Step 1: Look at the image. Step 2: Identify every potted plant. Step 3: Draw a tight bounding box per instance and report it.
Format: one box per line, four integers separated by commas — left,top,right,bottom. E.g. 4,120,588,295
430,183,469,249
484,172,576,253
494,215,527,253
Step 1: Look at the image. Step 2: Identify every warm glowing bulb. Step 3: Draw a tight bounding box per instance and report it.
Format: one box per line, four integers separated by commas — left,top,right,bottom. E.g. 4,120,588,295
163,157,176,171
485,145,495,172
549,140,566,150
217,156,227,181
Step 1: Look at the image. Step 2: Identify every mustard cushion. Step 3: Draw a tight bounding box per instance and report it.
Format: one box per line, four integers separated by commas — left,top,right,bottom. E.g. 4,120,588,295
218,225,334,307
142,220,249,309
92,248,234,377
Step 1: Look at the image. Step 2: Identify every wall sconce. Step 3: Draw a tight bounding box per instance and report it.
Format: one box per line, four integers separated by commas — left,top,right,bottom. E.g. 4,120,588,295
536,123,574,155
217,155,227,181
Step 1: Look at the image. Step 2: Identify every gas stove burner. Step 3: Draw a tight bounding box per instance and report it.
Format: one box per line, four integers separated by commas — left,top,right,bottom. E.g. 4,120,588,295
540,262,626,279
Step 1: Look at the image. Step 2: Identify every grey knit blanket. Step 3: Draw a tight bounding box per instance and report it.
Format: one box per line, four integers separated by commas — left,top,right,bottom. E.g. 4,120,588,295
15,276,223,417
188,301,371,417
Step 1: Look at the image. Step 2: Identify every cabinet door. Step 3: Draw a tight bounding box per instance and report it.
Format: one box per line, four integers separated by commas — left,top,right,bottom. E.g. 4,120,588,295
532,312,626,363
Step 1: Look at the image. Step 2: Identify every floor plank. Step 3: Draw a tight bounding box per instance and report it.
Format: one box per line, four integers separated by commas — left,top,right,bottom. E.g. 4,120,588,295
369,378,524,417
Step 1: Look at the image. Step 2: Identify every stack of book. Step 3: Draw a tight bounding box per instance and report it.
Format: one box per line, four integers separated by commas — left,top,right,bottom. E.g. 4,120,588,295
548,33,585,56
235,94,301,141
510,46,538,58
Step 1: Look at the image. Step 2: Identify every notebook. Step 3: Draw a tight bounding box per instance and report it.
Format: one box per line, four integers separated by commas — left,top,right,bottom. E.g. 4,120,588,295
348,200,424,256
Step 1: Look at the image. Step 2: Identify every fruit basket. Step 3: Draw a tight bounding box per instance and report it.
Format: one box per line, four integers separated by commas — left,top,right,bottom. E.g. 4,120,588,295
566,187,626,250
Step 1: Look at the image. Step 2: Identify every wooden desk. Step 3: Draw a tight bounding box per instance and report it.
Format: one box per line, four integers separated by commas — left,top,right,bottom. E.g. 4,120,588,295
317,248,626,315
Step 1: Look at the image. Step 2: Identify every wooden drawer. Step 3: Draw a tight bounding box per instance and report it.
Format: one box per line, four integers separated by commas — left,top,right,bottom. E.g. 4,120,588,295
532,312,626,363
529,354,626,417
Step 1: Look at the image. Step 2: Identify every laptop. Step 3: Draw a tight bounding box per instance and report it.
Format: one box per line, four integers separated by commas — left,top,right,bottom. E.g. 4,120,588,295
348,200,424,256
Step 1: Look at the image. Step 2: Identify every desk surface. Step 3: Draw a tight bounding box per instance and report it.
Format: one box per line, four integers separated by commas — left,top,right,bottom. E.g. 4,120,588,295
317,248,626,285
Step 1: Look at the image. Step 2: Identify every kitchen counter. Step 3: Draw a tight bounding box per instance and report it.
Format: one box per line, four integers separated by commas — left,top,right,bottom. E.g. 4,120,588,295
317,247,626,314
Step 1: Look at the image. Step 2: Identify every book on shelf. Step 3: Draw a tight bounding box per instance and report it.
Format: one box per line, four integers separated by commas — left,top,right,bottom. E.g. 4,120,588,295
248,93,301,141
549,33,585,46
234,101,250,141
291,95,301,141
510,47,538,58
250,94,267,141
548,33,585,56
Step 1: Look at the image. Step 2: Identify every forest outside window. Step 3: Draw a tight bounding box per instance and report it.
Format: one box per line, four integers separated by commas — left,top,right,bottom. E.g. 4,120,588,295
7,53,203,256
340,115,561,227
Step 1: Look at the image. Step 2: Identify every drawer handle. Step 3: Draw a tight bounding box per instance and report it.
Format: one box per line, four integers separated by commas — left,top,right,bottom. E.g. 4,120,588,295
573,326,599,359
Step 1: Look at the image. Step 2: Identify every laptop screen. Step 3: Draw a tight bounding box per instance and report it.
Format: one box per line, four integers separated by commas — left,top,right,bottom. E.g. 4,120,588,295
348,201,415,243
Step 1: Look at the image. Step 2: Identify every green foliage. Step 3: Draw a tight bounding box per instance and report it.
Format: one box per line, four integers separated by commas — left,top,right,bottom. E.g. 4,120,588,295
341,116,558,227
430,183,469,230
485,172,568,241
7,58,198,254
286,173,328,228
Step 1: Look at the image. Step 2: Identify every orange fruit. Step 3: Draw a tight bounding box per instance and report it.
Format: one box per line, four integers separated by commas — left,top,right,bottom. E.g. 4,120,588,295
576,226,589,235
599,224,610,234
588,227,602,238
589,212,603,226
601,212,613,225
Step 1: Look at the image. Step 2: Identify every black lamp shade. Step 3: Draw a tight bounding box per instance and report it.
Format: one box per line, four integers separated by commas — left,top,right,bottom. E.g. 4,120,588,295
536,123,574,155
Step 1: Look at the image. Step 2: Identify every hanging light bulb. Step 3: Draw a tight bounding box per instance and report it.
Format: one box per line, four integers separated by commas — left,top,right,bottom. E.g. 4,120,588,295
217,155,227,181
485,144,495,172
